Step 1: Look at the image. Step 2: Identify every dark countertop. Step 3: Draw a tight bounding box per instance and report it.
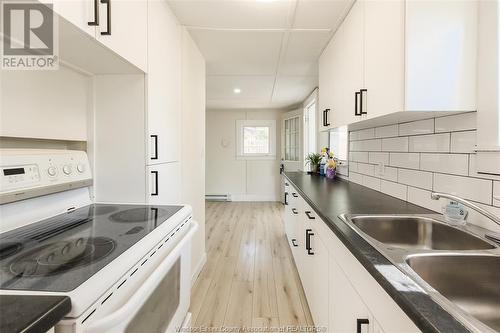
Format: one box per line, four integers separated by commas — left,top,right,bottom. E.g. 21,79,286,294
283,171,471,333
0,295,71,333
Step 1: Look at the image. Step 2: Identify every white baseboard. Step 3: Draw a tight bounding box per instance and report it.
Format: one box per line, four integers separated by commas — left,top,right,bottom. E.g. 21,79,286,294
191,252,207,285
230,194,279,202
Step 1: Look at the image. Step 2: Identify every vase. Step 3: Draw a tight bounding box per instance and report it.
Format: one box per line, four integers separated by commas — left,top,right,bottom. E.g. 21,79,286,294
326,167,336,179
311,164,319,174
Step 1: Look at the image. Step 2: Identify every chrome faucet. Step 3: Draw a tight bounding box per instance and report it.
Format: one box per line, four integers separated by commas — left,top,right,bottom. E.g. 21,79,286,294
431,192,500,227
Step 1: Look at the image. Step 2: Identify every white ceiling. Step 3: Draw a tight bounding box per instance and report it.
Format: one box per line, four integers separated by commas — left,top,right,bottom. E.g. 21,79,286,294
167,0,353,110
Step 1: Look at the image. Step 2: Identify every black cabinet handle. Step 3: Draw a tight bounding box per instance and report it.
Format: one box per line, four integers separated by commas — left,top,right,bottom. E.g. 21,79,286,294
88,0,99,25
306,229,314,255
284,192,288,205
360,89,367,115
151,170,158,196
150,135,158,160
357,319,369,333
100,0,111,35
305,211,315,220
285,182,289,186
355,91,361,116
291,239,298,247
292,208,298,215
323,109,331,126
292,193,298,198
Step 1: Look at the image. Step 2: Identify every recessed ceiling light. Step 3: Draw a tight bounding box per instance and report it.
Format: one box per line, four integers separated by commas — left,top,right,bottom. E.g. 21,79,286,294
233,88,241,94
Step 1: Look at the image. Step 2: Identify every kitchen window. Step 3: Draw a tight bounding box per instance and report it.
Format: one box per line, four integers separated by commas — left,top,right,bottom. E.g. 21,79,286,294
284,116,300,161
236,120,276,159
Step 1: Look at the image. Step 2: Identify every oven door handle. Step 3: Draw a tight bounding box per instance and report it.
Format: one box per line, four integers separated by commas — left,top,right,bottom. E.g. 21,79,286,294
85,221,198,333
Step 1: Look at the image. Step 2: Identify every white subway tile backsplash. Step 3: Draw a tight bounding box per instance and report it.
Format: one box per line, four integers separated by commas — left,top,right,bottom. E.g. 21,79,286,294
381,180,407,201
349,172,363,185
435,112,476,133
433,174,493,205
398,169,433,190
380,166,398,182
368,152,390,165
399,119,434,136
349,152,369,163
451,131,476,153
494,181,500,207
357,163,375,176
375,125,398,138
363,175,381,191
347,113,496,231
409,133,450,152
389,153,420,169
382,137,408,152
420,153,469,176
407,187,442,212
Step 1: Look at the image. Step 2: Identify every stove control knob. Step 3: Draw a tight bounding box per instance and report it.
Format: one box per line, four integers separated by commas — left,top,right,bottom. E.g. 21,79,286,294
63,165,72,175
76,163,85,173
47,166,57,177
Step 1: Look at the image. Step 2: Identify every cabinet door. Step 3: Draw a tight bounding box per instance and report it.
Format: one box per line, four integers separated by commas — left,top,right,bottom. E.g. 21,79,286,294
337,0,365,127
405,0,477,111
311,232,329,330
329,257,372,333
364,0,404,119
96,0,147,71
147,162,181,205
41,0,96,37
147,0,181,164
318,39,334,131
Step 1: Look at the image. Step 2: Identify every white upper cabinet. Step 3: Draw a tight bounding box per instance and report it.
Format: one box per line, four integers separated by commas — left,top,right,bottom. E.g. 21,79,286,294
319,0,478,129
405,0,477,111
147,0,182,164
96,0,148,72
41,0,96,37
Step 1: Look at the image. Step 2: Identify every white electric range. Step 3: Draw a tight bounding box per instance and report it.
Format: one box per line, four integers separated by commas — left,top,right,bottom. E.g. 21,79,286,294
0,149,196,333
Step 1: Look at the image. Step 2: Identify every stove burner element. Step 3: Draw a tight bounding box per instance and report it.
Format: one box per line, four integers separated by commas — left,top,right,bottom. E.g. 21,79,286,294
10,237,115,277
0,242,23,260
109,207,169,223
90,205,118,216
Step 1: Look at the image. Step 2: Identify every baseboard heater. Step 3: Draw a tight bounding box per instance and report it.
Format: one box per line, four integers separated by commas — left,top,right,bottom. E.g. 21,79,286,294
205,194,232,202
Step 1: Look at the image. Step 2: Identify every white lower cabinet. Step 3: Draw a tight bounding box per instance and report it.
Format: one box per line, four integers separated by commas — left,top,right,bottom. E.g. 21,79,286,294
147,162,181,205
282,185,421,333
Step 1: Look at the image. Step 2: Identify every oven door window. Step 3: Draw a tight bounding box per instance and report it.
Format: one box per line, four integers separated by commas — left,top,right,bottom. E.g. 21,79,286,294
125,258,180,333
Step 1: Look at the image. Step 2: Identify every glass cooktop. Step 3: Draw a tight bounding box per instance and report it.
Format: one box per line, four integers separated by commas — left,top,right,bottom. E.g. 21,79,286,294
0,204,182,292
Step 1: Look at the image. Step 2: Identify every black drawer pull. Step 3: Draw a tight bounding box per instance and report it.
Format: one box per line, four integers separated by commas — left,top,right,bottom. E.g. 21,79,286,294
292,208,298,215
306,229,314,255
150,134,158,160
360,89,367,115
357,318,369,333
100,0,111,35
305,211,315,220
151,170,158,196
355,91,361,116
292,193,298,198
88,0,99,25
284,192,288,205
291,239,298,247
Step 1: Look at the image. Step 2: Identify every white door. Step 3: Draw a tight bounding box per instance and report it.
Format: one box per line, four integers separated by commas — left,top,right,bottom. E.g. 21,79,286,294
338,0,365,127
147,0,181,164
329,257,372,333
96,0,148,71
311,232,329,330
364,0,405,119
41,0,96,37
147,162,181,205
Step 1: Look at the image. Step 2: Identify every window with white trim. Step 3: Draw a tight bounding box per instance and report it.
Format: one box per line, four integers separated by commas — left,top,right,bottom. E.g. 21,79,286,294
284,116,300,161
236,120,276,159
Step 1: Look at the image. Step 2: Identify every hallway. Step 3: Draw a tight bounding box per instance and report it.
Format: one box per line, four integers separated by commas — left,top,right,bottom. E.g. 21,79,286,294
190,201,313,330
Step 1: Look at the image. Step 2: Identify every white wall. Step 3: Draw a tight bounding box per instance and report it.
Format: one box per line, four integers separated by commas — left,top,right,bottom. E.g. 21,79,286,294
347,112,500,232
206,108,283,201
180,28,207,278
1,65,91,141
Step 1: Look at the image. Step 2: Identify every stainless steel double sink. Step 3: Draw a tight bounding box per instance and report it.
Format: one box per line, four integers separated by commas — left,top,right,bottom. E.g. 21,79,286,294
339,214,500,333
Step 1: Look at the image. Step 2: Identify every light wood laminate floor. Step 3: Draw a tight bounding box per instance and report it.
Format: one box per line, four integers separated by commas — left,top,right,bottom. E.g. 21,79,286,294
189,201,313,330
